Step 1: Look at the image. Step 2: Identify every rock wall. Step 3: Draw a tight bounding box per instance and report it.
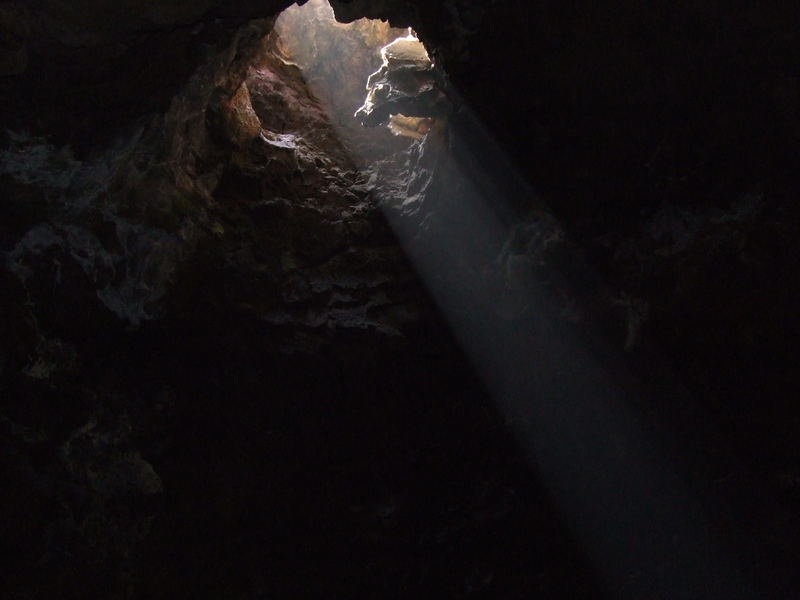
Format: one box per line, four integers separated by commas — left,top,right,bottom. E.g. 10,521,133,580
0,5,597,598
0,1,295,147
274,0,412,161
2,0,800,597
332,0,800,481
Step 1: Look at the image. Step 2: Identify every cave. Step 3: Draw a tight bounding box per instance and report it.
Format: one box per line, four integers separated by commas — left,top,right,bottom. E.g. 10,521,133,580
2,1,800,598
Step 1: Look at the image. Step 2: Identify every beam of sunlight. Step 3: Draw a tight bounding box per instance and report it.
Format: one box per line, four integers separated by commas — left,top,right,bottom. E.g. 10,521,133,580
376,106,746,596
272,1,749,596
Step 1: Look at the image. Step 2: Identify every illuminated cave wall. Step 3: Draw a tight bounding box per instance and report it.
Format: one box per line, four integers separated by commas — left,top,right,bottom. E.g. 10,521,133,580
274,0,412,161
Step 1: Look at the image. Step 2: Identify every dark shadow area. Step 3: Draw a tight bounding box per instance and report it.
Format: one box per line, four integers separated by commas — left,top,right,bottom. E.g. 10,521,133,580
2,0,800,598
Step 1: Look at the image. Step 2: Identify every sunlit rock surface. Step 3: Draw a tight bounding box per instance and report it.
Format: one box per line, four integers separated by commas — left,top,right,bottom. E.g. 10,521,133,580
355,33,446,127
387,114,434,139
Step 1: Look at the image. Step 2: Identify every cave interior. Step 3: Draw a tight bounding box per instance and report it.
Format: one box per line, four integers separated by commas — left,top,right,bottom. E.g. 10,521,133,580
2,0,800,598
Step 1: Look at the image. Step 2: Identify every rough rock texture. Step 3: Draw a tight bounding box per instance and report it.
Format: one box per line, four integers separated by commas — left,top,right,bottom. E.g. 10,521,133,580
3,0,800,598
355,34,447,128
1,9,596,600
274,0,412,161
0,1,296,148
330,0,800,486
